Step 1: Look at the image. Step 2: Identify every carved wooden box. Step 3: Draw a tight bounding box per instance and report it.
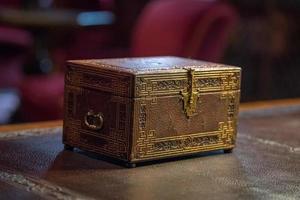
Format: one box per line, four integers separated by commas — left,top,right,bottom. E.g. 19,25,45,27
63,56,241,167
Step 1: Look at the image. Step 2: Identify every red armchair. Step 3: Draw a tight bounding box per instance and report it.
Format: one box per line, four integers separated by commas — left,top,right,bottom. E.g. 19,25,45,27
131,0,238,62
19,73,64,121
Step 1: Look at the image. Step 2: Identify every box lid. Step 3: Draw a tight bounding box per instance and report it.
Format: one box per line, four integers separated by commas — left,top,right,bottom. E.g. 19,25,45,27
67,56,239,75
67,56,241,98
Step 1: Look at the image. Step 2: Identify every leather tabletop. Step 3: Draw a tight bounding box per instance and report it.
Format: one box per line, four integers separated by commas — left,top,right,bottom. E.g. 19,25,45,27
0,105,299,200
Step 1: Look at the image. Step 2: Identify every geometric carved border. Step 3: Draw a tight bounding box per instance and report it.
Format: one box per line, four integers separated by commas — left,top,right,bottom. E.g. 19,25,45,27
134,89,239,160
135,121,234,159
136,70,240,97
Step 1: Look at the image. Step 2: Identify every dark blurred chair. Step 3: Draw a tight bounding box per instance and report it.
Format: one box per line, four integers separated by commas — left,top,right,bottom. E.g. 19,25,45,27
0,27,32,88
19,0,239,122
0,1,33,88
51,0,117,65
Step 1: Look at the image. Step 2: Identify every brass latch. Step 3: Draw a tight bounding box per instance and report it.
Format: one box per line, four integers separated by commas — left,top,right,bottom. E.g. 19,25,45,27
181,68,199,118
84,110,104,130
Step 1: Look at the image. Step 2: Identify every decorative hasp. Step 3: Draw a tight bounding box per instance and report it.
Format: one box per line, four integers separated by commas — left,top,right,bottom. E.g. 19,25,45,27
181,68,199,118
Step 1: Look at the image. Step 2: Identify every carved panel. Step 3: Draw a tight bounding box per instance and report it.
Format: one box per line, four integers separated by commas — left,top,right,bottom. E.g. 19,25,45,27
133,70,240,160
64,85,132,160
134,114,235,160
133,92,239,160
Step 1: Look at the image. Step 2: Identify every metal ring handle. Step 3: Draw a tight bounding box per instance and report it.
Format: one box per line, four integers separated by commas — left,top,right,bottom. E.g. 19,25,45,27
84,110,104,130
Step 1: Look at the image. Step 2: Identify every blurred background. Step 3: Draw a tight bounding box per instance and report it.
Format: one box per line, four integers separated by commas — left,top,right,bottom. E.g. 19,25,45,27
0,0,299,124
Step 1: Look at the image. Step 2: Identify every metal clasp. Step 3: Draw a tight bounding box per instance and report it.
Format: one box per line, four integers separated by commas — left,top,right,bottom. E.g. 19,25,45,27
181,68,199,118
84,110,104,130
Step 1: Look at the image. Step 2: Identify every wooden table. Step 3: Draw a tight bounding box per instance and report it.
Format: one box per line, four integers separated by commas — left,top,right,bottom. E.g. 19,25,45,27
0,99,299,199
